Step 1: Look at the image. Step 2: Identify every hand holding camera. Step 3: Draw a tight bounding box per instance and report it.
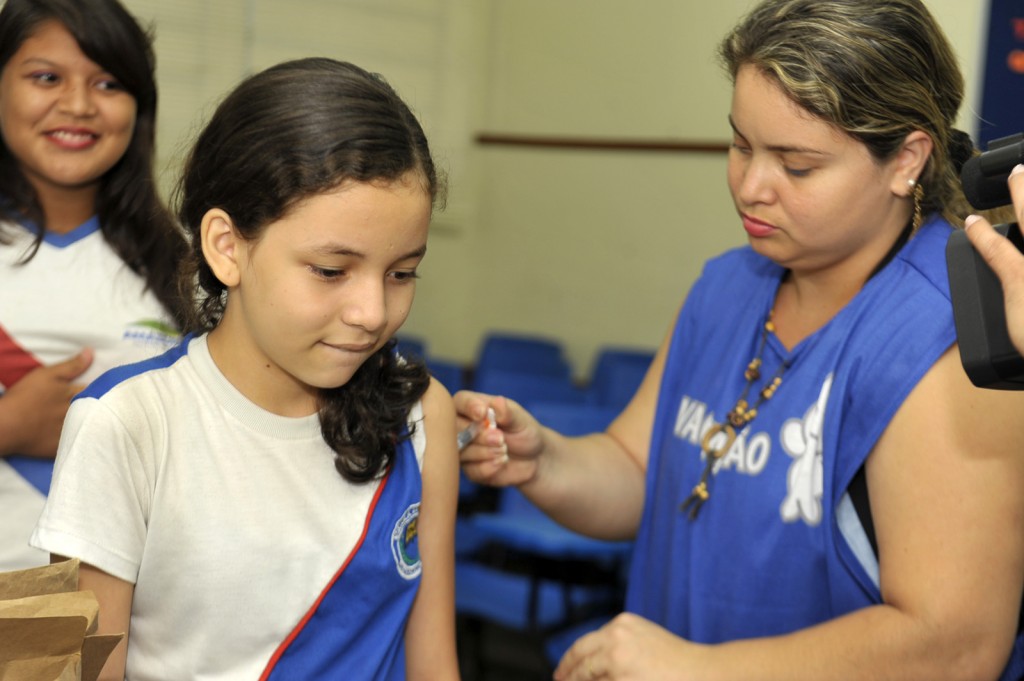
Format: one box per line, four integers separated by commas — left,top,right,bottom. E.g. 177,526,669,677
947,134,1024,389
964,165,1024,356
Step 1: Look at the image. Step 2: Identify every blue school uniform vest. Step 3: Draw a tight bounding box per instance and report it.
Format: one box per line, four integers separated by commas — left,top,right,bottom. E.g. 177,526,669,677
261,436,423,680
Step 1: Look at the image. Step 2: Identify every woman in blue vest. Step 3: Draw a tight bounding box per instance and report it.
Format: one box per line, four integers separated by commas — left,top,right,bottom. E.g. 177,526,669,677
458,1,1024,679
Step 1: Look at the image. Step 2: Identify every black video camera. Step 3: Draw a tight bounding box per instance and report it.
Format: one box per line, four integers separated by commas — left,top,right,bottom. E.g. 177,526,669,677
946,133,1024,390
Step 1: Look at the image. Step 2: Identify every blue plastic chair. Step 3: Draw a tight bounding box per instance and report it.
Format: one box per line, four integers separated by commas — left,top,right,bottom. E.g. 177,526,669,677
586,347,655,410
427,358,466,394
472,367,586,406
456,482,630,640
528,401,619,433
476,331,572,379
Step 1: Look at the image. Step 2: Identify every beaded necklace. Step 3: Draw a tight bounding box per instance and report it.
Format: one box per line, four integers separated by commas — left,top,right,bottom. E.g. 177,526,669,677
680,310,790,520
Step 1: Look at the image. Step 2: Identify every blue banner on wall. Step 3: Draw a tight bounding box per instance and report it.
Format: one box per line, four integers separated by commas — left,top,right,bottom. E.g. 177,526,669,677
977,0,1024,149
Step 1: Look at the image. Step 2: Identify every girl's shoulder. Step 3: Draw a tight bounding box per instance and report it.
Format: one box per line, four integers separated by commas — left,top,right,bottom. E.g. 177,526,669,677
418,377,455,441
421,375,455,414
80,338,194,403
415,377,456,469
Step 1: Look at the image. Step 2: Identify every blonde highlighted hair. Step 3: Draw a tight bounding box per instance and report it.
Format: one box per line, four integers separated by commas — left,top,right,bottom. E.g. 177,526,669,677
719,0,975,224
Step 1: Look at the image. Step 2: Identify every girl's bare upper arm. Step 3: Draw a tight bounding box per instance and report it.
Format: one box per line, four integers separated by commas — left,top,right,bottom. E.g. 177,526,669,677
403,378,460,681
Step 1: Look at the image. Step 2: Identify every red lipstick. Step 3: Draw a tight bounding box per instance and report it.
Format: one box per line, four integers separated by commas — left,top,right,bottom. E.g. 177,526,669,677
741,214,778,238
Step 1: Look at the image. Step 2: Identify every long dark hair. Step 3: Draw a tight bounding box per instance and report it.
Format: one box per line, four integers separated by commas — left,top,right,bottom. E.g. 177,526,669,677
175,57,443,483
0,0,188,328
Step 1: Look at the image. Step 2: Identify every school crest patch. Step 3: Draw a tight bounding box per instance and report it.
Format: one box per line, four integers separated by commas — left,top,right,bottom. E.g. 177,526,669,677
391,503,422,580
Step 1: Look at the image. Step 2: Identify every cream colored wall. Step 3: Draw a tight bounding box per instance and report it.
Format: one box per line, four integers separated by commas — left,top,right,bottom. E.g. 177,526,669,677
931,1,990,131
407,0,989,379
119,0,988,380
118,1,247,192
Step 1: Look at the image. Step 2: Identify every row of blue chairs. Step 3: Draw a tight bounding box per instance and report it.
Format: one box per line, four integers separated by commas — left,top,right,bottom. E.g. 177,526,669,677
396,331,655,411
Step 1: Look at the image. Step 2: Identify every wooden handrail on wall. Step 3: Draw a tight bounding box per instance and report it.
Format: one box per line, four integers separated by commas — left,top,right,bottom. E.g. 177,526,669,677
475,133,730,154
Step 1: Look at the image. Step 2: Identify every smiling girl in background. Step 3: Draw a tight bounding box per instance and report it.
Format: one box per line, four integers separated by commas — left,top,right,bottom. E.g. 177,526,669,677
31,57,460,681
0,0,186,570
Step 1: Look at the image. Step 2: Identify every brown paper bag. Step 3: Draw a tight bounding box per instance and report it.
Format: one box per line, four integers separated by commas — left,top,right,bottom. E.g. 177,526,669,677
0,591,99,632
0,560,124,681
0,657,79,681
0,560,78,601
81,636,122,681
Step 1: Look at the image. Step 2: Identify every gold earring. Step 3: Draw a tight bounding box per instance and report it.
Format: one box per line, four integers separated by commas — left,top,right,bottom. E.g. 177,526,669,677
908,179,923,233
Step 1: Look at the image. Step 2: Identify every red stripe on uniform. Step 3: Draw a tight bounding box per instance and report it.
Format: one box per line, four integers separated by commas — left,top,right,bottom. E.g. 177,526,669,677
0,324,42,388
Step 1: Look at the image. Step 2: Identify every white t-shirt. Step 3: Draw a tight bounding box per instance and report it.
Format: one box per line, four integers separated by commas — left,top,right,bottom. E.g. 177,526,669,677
32,335,426,680
0,217,178,570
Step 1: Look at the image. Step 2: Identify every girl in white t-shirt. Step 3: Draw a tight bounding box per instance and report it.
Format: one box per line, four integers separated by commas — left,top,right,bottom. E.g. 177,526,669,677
33,58,460,681
0,0,186,570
